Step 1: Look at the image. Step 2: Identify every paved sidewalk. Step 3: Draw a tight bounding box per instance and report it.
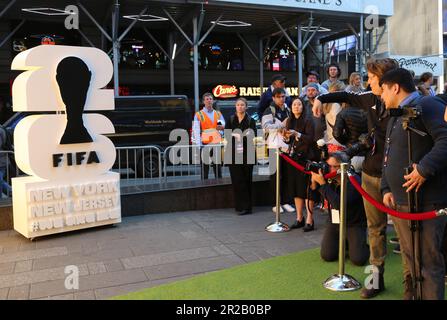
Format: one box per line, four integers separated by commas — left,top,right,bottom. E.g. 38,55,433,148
0,207,328,300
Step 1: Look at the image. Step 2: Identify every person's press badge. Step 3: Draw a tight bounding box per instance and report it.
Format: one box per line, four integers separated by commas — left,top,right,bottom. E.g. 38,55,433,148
331,209,340,224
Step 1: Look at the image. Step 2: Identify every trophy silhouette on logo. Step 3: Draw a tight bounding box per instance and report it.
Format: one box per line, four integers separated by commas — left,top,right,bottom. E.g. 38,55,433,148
56,56,94,144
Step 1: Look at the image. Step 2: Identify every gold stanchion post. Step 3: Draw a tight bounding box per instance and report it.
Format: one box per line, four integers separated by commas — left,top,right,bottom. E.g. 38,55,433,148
323,163,361,291
265,148,290,233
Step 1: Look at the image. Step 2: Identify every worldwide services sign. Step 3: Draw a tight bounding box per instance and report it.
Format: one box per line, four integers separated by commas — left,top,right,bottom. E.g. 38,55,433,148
11,45,121,239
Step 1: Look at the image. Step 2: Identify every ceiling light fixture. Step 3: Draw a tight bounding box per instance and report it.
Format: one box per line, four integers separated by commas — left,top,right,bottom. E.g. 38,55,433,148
211,20,251,27
21,8,74,16
296,26,332,32
123,14,168,22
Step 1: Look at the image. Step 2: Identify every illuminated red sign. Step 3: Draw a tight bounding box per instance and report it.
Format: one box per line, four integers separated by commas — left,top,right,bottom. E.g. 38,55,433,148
212,85,239,99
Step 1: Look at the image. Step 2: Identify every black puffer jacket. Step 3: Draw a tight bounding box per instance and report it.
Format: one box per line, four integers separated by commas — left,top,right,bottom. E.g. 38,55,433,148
333,107,368,147
318,91,388,178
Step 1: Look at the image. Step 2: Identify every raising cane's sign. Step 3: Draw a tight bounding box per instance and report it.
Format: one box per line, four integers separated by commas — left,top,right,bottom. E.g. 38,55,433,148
212,85,239,99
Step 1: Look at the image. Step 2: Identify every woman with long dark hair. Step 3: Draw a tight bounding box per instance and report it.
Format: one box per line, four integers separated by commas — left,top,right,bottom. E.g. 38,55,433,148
284,97,316,231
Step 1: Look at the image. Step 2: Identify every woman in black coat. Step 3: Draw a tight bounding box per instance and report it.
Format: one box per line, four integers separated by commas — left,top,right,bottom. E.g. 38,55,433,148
284,97,316,231
227,98,257,215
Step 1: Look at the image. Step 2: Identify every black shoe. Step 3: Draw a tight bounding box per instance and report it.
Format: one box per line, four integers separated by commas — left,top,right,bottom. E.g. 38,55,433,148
238,210,252,216
303,222,314,232
389,237,399,245
290,219,305,229
360,270,385,299
360,286,385,299
393,244,401,254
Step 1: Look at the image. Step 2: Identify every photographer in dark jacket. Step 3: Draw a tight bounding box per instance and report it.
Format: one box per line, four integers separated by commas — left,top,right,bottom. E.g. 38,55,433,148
333,106,368,173
380,68,447,300
333,106,368,148
312,58,399,299
311,153,369,266
284,97,316,231
226,98,257,215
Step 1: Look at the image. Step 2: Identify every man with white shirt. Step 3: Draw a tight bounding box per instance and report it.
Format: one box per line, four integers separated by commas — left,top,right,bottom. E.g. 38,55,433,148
261,88,295,213
193,93,225,179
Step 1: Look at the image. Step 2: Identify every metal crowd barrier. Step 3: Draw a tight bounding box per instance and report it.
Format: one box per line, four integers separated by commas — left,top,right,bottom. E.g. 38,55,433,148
163,139,271,183
115,145,163,181
163,144,227,182
0,139,271,199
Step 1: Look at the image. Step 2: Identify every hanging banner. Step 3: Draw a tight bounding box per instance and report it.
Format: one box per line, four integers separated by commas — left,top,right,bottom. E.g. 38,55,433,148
11,45,121,239
209,0,393,16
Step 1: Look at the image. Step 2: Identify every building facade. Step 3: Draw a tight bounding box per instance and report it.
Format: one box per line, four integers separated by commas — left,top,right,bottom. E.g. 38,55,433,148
0,0,443,110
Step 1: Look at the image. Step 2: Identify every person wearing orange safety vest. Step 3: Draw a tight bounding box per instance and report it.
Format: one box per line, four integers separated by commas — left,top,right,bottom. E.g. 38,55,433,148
192,92,225,179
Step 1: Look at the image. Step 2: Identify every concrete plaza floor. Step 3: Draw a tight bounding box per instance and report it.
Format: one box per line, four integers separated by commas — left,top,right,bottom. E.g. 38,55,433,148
0,207,329,300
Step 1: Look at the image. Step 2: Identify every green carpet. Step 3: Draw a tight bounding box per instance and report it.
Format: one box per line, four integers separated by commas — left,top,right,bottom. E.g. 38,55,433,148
114,243,446,300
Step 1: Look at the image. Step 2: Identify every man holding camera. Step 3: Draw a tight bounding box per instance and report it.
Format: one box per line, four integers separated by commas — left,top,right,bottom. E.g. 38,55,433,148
310,154,369,266
380,68,447,300
312,58,399,299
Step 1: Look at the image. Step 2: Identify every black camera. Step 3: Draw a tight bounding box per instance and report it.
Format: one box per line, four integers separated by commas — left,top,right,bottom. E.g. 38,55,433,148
389,105,421,121
305,160,330,176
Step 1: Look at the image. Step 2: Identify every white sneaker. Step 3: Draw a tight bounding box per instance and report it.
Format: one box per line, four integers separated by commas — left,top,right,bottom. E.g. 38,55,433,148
272,206,284,213
282,204,296,213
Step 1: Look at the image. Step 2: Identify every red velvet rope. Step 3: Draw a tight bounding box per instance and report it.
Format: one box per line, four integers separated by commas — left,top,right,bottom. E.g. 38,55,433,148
279,153,442,221
347,174,438,221
280,153,338,180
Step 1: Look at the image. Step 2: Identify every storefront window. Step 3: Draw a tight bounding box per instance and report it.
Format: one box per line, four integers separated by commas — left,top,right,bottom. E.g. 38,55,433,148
119,40,168,69
117,29,168,69
263,38,297,72
192,34,244,71
327,35,357,57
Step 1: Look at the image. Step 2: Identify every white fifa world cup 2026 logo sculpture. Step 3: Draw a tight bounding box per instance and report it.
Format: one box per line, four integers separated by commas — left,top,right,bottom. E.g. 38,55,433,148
11,45,121,239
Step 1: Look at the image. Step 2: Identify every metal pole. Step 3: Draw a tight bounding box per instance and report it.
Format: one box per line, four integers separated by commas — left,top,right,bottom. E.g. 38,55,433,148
297,23,303,95
338,162,348,276
0,19,25,49
112,0,120,97
259,38,264,93
78,2,112,42
322,43,325,81
275,149,281,223
265,149,290,233
359,14,364,77
169,33,175,95
405,125,423,300
323,164,361,291
193,16,200,112
0,0,16,20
